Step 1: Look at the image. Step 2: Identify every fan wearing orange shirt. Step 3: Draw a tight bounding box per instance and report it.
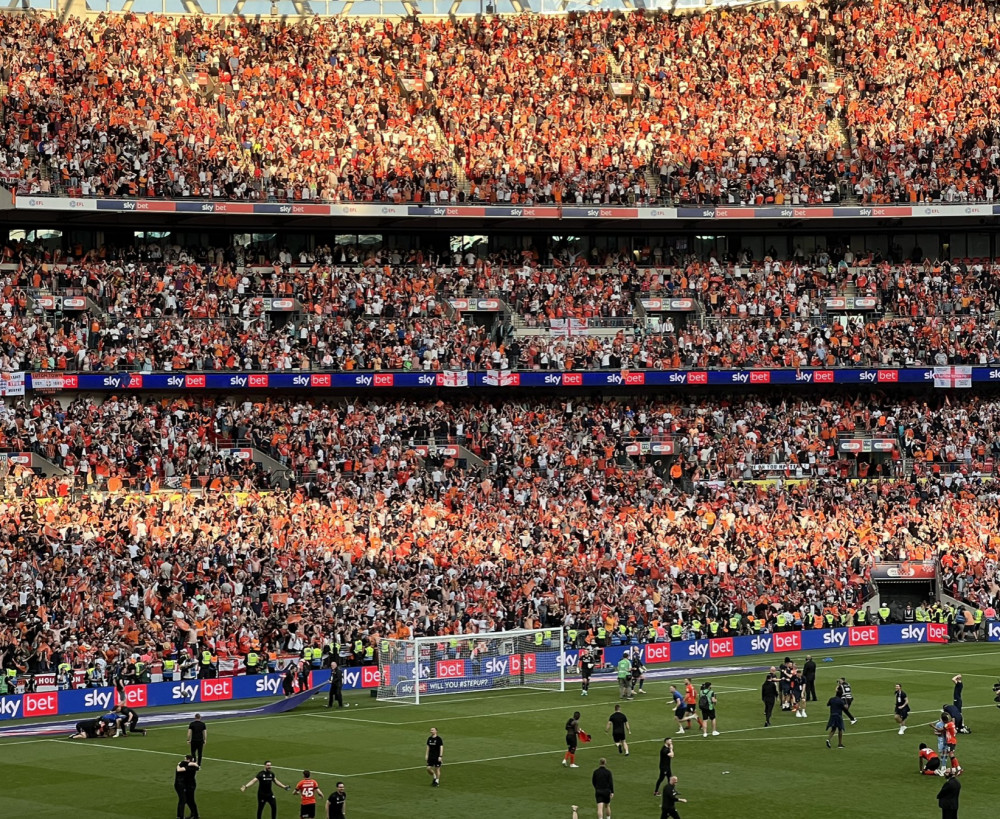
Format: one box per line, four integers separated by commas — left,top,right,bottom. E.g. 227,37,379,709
294,771,325,819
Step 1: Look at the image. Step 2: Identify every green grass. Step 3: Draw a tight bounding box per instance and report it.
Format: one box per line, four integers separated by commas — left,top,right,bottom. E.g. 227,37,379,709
3,642,999,818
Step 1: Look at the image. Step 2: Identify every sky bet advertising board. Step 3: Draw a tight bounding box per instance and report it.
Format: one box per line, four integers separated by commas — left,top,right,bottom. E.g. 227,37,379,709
0,623,966,721
27,367,1000,392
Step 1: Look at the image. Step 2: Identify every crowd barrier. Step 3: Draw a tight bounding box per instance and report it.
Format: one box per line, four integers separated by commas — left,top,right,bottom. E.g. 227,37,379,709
2,623,986,722
21,367,1000,393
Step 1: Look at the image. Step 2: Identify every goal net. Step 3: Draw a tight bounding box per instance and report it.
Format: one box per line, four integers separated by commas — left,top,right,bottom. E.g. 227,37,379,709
376,628,566,704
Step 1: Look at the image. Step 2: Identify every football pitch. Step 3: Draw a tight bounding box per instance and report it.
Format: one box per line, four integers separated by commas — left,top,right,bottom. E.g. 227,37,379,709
3,643,999,819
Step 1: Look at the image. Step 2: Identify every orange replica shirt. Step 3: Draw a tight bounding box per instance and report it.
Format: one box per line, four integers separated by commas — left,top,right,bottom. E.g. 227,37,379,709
296,779,320,805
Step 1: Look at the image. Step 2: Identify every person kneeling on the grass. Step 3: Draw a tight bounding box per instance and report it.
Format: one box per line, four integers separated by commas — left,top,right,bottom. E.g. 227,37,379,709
919,744,943,776
116,704,147,736
70,718,106,739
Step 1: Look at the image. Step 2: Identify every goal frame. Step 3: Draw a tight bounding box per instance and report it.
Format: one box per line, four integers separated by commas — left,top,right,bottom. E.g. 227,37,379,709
378,627,566,705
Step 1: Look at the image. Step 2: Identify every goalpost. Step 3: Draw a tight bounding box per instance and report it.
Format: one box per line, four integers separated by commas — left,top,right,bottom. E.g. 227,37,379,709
376,628,566,705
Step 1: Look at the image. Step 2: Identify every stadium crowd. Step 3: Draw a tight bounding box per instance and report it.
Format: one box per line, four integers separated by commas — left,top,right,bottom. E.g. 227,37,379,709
2,2,1000,205
1,391,1000,683
5,238,1000,372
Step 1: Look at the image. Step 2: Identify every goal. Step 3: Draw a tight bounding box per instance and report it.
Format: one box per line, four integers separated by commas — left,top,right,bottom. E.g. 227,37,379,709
376,628,566,704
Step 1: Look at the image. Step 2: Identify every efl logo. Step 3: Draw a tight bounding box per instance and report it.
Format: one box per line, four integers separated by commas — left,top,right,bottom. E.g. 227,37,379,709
848,627,879,646
562,372,583,386
200,679,233,702
311,374,332,388
749,371,771,384
435,660,466,679
24,692,58,717
814,370,835,383
645,643,671,664
124,684,148,707
687,371,709,385
709,638,734,658
927,623,949,644
877,370,899,383
185,374,206,388
248,374,269,388
361,666,386,688
373,373,394,387
774,632,801,652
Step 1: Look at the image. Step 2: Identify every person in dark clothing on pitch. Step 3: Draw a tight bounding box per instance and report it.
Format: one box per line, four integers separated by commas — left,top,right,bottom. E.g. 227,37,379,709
661,775,688,819
653,737,674,796
936,768,961,819
174,754,200,819
803,656,818,702
591,757,614,819
326,662,346,708
762,671,778,727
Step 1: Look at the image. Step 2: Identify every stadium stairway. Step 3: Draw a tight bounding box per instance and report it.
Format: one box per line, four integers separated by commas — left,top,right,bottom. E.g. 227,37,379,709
217,439,294,486
426,116,470,200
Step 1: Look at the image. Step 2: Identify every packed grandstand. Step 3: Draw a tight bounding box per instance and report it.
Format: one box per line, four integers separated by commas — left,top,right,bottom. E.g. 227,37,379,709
2,0,1000,206
2,0,1000,696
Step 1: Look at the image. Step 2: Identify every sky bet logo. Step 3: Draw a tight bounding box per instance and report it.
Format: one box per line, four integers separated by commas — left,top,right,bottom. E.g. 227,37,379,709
354,374,393,387
436,660,466,679
645,643,671,664
709,638,734,658
24,692,58,717
0,696,22,719
230,373,271,387
255,676,283,695
989,622,1000,641
687,641,709,659
483,655,536,676
201,678,232,702
166,375,185,388
172,682,199,702
822,630,848,647
418,374,437,386
84,689,113,710
774,632,802,652
900,626,925,641
606,372,645,386
102,374,129,389
848,626,879,646
750,635,773,653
